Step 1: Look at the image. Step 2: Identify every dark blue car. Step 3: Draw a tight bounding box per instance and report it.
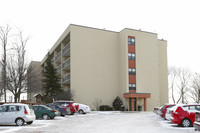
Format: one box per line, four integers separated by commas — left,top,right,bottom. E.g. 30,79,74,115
45,104,70,116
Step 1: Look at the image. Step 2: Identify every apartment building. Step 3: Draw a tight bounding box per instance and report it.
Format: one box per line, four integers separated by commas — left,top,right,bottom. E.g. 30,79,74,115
28,24,168,111
27,61,43,103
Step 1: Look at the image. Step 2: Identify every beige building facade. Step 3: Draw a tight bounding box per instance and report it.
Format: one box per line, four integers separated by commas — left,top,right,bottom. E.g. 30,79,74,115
29,24,168,111
27,61,43,103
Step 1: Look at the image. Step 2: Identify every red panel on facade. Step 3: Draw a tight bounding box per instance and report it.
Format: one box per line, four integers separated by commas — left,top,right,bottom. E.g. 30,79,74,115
128,36,135,39
129,90,136,93
129,75,136,83
128,45,135,53
129,60,136,68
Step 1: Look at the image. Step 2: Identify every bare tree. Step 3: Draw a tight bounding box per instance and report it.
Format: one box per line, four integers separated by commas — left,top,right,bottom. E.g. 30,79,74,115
189,73,200,103
168,66,177,103
93,98,102,111
176,68,191,103
0,24,11,102
7,31,29,102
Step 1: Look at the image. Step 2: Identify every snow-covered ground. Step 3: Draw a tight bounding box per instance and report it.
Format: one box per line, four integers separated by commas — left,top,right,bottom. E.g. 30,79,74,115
0,111,197,133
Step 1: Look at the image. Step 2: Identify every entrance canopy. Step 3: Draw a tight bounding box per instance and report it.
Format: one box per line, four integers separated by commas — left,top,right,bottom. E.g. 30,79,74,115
124,93,151,98
123,92,151,111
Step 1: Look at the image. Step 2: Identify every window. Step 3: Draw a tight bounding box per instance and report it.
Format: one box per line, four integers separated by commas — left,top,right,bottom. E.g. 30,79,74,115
189,106,195,110
8,105,21,112
0,106,6,112
38,106,44,111
128,53,135,60
195,106,200,111
128,38,135,45
129,68,136,75
129,84,136,90
32,106,37,110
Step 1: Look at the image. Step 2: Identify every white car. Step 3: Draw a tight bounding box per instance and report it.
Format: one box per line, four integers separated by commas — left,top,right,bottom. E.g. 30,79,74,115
165,104,183,121
76,103,90,114
165,107,174,120
0,103,36,126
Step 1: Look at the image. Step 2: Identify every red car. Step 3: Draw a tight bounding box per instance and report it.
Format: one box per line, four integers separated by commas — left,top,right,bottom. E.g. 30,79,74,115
159,104,175,119
153,107,160,114
53,101,78,115
170,104,200,127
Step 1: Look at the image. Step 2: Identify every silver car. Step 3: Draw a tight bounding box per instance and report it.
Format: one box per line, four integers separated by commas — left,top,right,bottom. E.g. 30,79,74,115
0,103,36,126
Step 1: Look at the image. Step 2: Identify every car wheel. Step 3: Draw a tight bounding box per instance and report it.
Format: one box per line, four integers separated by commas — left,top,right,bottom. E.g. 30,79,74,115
70,112,74,115
42,114,50,120
61,114,65,117
78,110,85,114
16,118,24,126
181,118,191,127
67,110,71,115
27,121,33,124
50,117,55,119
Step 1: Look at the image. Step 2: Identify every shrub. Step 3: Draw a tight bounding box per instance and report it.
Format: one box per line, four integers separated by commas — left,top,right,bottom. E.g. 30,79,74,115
99,105,113,111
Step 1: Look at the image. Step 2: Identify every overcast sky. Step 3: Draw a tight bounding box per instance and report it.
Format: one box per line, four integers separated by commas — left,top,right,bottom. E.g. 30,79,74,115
1,0,200,73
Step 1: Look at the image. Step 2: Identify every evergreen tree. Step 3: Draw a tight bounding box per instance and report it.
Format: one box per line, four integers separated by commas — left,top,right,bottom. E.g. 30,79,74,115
113,96,124,111
42,53,62,101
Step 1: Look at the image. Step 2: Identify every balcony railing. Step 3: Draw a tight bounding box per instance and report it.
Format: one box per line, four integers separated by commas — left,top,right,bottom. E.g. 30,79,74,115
62,43,70,56
56,64,61,75
62,73,70,84
55,51,61,63
51,58,54,65
62,57,70,70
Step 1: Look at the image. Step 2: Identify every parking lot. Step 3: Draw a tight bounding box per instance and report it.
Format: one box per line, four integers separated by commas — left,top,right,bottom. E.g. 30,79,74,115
0,111,197,133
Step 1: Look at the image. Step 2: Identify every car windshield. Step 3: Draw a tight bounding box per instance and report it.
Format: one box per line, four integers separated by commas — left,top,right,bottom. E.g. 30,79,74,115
54,101,71,106
43,105,53,110
171,104,184,112
24,105,31,112
47,104,57,109
167,105,175,109
56,105,63,108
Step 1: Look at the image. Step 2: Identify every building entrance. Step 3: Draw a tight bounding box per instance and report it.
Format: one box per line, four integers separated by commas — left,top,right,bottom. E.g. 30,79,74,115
125,92,151,111
129,98,137,111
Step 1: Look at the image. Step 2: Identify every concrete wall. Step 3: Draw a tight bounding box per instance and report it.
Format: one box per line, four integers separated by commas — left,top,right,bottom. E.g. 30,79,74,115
158,40,169,106
119,30,129,106
70,25,120,109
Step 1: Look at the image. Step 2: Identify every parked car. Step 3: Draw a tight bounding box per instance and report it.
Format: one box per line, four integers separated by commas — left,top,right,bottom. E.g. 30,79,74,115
75,103,90,114
194,112,200,131
165,105,177,121
153,107,159,114
45,103,71,116
157,106,163,116
32,105,58,120
0,103,35,126
53,101,77,115
159,104,175,119
170,104,200,127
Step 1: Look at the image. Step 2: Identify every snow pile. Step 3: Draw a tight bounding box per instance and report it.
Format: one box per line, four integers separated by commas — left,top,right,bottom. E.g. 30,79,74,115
0,111,197,133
